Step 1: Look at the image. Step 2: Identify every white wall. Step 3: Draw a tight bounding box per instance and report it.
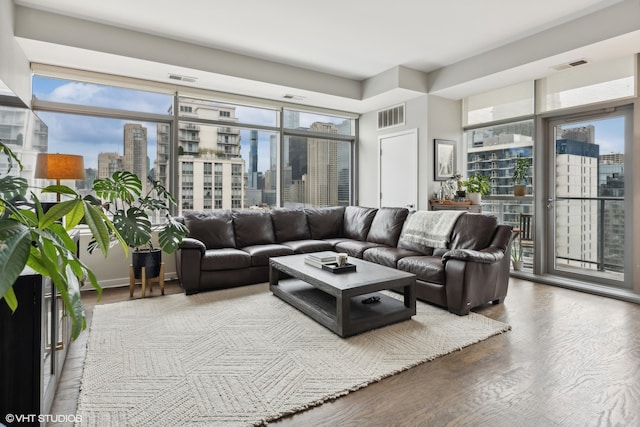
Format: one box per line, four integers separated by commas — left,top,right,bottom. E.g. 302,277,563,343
358,94,461,210
78,230,178,290
0,1,31,104
426,94,463,198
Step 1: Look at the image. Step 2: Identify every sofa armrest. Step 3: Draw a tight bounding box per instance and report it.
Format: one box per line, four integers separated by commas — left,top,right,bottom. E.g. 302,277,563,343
442,247,504,264
179,237,206,254
442,225,513,265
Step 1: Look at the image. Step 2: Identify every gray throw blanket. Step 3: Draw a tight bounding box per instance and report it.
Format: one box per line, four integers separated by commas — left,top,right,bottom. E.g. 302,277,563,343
400,210,464,248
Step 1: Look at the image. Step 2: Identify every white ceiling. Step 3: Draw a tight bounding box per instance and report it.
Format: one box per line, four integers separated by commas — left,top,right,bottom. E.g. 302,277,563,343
12,0,638,113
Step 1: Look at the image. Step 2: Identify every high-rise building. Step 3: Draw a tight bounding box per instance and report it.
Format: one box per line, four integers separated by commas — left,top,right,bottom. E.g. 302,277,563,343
465,124,535,265
306,122,338,207
0,106,48,195
248,130,258,189
123,123,148,194
156,123,170,188
599,153,624,272
555,134,599,270
97,152,122,179
170,98,245,211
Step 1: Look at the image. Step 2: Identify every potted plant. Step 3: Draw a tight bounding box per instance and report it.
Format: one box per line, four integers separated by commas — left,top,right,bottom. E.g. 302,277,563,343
513,157,529,197
92,171,188,281
0,140,124,340
453,172,466,198
463,173,491,204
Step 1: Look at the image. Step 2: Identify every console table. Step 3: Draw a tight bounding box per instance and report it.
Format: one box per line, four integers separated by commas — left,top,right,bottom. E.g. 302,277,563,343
429,200,482,213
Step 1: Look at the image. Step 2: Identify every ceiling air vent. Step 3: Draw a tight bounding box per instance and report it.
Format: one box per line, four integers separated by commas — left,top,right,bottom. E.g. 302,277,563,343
551,59,589,72
168,73,197,83
377,103,405,130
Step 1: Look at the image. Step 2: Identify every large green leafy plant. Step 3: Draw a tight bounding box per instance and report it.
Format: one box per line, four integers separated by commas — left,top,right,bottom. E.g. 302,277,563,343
0,141,125,340
513,157,530,184
463,173,491,195
92,171,188,253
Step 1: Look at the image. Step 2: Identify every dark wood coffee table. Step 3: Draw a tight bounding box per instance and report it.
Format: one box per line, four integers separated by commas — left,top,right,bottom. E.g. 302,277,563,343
269,253,416,337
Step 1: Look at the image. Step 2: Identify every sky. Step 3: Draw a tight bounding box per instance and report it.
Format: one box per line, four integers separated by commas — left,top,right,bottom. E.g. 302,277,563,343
562,116,625,155
32,77,352,173
33,78,169,170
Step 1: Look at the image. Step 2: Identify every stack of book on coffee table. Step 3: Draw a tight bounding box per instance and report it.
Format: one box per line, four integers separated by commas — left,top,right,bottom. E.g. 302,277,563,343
303,251,338,268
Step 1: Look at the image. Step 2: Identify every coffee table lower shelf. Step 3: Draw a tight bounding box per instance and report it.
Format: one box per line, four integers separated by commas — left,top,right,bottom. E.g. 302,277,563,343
271,278,414,337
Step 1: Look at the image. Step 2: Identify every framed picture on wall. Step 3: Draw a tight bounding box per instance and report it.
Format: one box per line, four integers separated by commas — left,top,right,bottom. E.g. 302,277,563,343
434,139,456,181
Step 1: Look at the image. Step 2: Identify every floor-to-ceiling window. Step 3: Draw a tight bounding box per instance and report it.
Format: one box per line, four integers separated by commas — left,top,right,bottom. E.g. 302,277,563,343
464,119,535,268
462,55,636,293
282,109,355,208
463,82,536,270
24,73,358,217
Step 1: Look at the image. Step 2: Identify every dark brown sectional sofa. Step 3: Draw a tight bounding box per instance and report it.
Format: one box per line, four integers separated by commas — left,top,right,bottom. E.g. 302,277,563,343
175,206,516,315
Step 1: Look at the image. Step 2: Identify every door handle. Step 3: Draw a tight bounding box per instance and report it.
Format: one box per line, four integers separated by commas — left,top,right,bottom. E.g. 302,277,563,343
546,198,554,209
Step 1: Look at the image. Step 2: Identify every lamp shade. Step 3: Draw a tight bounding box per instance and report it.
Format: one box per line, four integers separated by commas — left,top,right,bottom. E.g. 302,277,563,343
34,153,85,181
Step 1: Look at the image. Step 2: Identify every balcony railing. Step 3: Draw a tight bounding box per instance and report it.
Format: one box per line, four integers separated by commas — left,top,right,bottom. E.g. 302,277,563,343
482,196,624,275
180,123,200,130
555,196,624,273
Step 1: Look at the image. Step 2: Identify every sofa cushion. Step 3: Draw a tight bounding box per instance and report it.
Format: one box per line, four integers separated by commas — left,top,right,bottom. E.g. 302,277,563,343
323,237,349,248
305,206,345,239
201,248,251,271
367,207,409,246
335,239,385,259
397,255,445,285
363,246,422,268
241,244,294,266
281,239,333,254
270,208,311,242
183,210,235,249
343,206,377,240
233,210,276,248
449,213,498,250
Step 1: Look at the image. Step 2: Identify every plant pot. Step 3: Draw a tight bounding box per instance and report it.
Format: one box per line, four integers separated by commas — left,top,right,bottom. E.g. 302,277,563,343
514,184,526,197
512,260,523,271
467,192,482,205
132,248,162,280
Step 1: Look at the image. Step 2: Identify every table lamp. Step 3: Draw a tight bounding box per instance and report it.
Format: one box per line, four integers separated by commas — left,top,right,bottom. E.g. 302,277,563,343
34,153,85,201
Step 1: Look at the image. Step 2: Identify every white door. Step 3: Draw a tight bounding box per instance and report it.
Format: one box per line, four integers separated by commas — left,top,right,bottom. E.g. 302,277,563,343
379,129,418,209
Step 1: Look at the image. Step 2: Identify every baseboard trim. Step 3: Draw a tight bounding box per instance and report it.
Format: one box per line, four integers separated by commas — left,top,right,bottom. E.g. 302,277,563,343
510,271,640,305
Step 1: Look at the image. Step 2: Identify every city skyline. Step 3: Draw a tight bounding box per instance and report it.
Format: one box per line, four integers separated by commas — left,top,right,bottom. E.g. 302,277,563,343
32,77,352,176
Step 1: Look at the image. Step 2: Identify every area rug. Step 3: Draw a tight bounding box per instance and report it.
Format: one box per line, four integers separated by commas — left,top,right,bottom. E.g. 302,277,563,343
76,283,510,426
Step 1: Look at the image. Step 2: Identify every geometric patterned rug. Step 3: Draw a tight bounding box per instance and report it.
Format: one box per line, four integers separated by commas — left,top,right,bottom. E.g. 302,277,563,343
76,283,510,426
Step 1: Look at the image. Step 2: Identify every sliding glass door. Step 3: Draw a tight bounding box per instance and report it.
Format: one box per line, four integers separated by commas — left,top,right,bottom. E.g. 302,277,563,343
546,107,631,287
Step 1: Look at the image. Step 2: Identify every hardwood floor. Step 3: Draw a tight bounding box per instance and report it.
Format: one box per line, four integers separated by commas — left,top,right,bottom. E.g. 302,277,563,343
50,278,640,426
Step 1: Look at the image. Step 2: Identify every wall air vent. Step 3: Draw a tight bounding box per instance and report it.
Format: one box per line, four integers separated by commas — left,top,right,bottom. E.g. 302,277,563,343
283,94,306,101
168,73,197,83
377,103,405,130
551,59,589,71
